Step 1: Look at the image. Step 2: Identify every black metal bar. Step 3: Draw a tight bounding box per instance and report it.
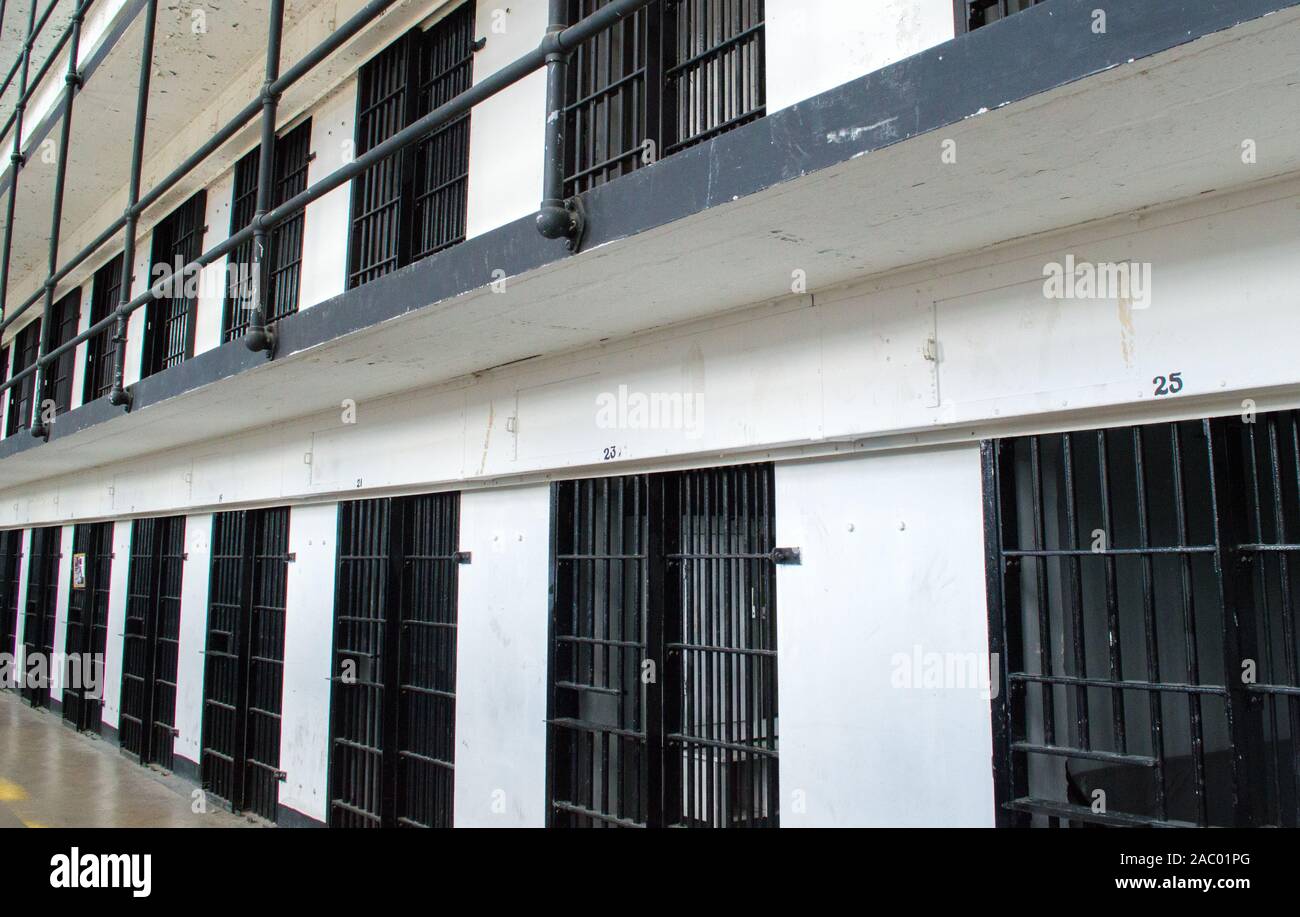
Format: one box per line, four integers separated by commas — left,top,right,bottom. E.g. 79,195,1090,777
29,2,87,438
1208,418,1263,826
1169,422,1209,825
1131,425,1168,822
107,0,159,409
538,0,584,249
1096,429,1128,752
1026,436,1056,801
1060,432,1091,753
243,0,286,356
1260,414,1299,824
0,0,39,325
984,440,1025,826
1285,414,1300,826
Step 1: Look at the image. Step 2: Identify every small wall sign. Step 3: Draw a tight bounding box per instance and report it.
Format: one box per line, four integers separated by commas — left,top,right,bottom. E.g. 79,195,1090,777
71,552,87,589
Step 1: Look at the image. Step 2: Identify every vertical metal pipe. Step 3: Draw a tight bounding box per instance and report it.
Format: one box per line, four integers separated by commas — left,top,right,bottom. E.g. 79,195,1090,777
244,0,285,355
29,5,86,438
109,0,159,409
537,0,583,248
0,0,40,325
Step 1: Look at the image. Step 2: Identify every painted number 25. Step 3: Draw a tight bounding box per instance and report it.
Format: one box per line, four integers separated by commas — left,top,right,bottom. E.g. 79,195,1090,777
1153,372,1184,397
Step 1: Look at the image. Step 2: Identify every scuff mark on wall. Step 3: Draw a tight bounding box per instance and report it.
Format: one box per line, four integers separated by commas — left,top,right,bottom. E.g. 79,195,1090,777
1117,294,1136,368
477,401,495,477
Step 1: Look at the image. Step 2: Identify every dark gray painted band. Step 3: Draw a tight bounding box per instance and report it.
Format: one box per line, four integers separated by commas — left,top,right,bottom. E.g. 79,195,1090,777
170,751,200,784
0,0,1294,463
276,803,326,828
99,720,118,745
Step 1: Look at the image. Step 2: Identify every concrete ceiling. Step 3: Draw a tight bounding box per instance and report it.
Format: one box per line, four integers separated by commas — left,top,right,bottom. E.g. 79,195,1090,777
0,0,78,114
0,4,1298,490
0,0,425,316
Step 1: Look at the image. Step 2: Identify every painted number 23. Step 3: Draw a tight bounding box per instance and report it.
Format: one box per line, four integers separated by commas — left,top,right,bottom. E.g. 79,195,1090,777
1152,372,1185,397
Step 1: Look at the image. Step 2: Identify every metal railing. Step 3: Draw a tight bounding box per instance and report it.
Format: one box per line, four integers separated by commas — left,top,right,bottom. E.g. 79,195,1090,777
0,0,657,439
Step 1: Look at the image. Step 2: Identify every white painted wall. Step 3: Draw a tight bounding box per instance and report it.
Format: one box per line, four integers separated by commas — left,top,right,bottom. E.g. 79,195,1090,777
453,484,551,827
464,0,548,241
121,244,151,389
10,172,1300,527
99,519,132,730
69,277,94,411
0,346,12,438
279,502,338,824
301,85,357,311
173,514,209,768
775,446,995,827
195,172,236,356
766,0,955,113
47,525,74,702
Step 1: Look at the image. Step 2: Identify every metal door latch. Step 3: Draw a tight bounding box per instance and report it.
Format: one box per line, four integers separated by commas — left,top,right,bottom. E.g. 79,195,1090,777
770,547,801,565
454,551,472,565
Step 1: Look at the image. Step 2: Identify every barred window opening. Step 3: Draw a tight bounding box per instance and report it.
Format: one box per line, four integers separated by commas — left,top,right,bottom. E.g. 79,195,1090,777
957,0,1049,33
6,320,41,437
143,192,207,378
223,120,313,341
348,4,475,289
563,0,766,199
43,288,81,418
83,255,125,405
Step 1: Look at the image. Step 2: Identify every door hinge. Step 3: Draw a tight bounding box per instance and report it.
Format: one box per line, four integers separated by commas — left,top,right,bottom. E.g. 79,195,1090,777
454,551,472,565
771,547,801,565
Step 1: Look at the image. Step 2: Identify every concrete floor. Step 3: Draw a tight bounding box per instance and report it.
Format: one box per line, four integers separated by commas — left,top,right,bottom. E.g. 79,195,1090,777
0,690,253,828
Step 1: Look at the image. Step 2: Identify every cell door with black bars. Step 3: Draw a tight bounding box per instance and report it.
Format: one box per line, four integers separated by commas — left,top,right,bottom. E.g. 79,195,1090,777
201,508,291,822
62,522,113,732
0,529,22,680
329,493,461,828
119,516,186,768
21,526,62,708
985,410,1300,827
547,464,780,828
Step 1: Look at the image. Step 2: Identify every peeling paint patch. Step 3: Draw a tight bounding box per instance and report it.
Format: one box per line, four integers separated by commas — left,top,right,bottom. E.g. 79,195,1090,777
825,117,898,144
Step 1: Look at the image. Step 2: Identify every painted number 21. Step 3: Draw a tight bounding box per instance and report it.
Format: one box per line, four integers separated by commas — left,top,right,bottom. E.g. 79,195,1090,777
1153,372,1185,397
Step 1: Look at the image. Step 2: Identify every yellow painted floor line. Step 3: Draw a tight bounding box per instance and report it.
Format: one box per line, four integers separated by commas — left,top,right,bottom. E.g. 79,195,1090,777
0,777,28,801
